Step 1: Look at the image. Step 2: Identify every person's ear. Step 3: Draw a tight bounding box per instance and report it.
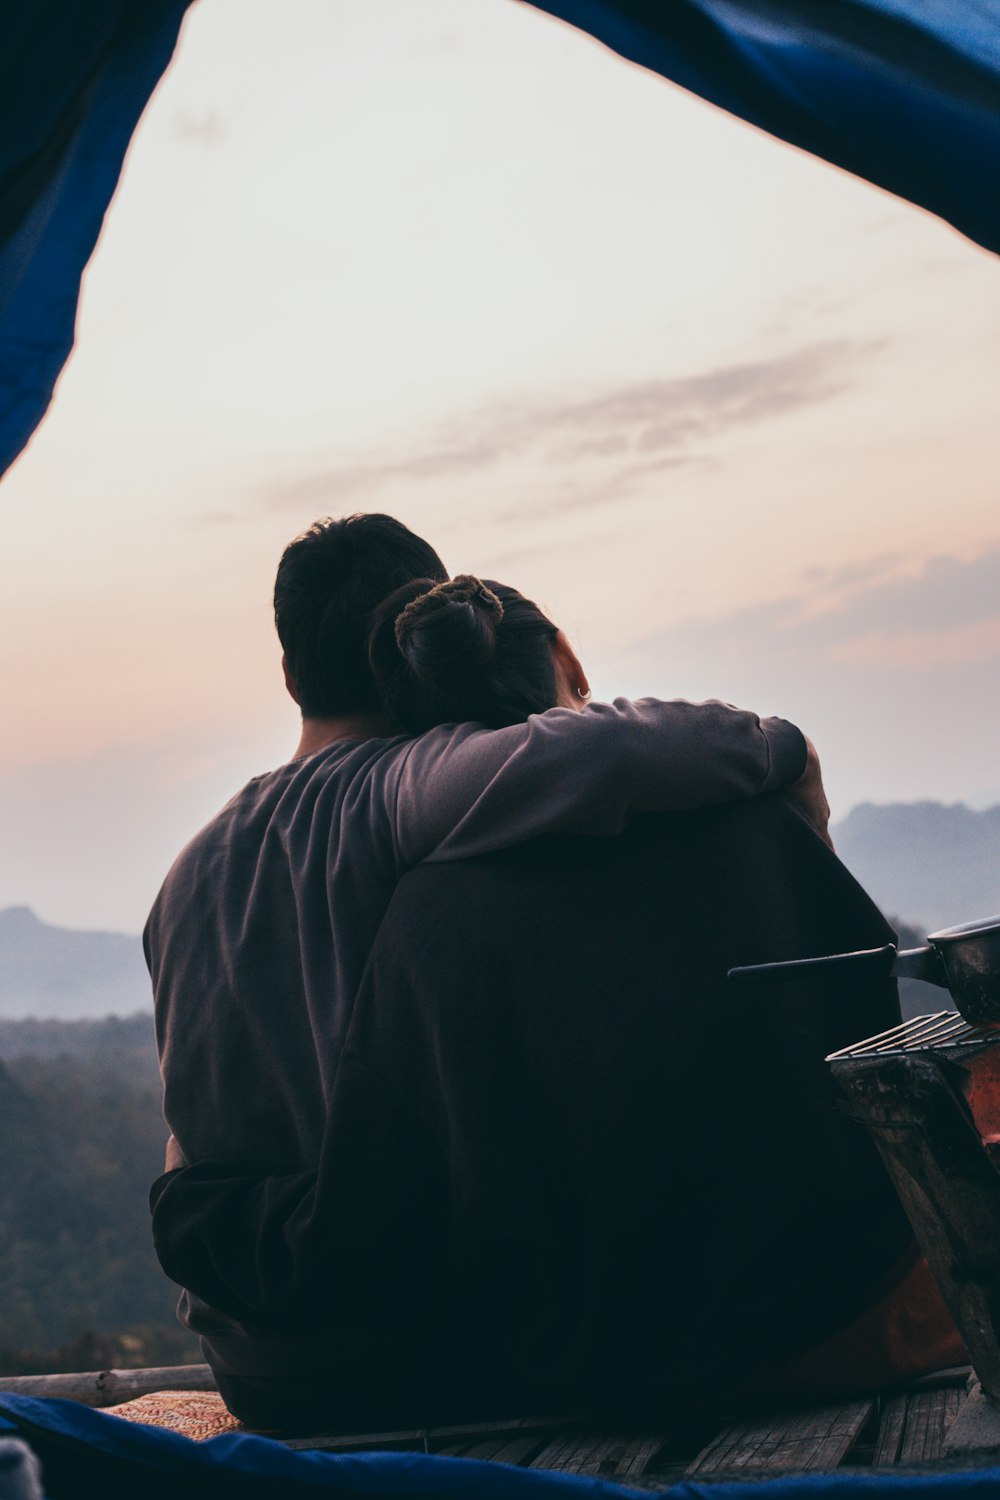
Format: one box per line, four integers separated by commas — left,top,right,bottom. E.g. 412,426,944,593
551,630,591,710
282,653,301,707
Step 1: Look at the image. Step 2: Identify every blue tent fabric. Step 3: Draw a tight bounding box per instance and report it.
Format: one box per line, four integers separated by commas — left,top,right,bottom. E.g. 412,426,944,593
0,1396,644,1500
0,1,190,480
522,1,1000,257
1,3,999,483
5,1396,1000,1500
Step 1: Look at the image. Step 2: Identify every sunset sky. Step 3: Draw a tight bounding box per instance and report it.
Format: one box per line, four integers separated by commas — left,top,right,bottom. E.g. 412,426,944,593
2,0,998,933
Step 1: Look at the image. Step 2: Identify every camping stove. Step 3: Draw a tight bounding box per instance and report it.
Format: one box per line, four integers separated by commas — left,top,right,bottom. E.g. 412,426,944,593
731,914,1000,1405
829,1011,1000,1409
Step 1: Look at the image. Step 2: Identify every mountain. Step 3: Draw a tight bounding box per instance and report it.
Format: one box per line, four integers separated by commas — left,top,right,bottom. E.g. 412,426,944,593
0,906,150,1019
832,801,1000,935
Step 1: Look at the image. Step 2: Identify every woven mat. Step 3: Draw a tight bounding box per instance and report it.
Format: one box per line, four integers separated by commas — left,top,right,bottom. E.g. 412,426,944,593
102,1389,246,1441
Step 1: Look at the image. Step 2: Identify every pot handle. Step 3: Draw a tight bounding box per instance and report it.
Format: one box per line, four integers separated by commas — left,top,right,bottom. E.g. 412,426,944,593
894,945,949,986
728,944,898,985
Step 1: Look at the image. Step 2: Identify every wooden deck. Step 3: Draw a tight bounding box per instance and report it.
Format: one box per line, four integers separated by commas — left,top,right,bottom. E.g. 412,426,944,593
279,1367,974,1485
0,1364,981,1485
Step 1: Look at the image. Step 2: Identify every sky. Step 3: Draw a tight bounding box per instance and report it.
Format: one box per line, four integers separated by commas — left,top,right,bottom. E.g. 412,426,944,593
1,0,998,934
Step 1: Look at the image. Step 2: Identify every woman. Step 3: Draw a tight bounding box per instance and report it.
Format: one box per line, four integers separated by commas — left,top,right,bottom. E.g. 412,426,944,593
369,576,964,1418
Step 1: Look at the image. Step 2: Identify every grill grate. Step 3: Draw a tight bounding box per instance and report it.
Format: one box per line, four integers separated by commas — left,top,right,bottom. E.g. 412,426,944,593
827,1011,1000,1061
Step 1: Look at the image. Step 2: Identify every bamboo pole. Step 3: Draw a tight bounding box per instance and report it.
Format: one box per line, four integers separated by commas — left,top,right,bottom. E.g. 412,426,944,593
0,1364,216,1408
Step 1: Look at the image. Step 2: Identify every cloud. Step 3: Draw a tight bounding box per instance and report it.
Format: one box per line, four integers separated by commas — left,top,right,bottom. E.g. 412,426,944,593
169,108,227,146
497,453,700,522
829,617,1000,669
628,545,1000,673
601,544,1000,813
263,340,874,513
832,550,1000,637
800,554,902,590
270,439,504,509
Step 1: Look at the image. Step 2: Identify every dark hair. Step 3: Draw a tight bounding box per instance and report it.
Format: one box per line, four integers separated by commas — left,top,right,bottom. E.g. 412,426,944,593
274,514,447,718
368,575,560,733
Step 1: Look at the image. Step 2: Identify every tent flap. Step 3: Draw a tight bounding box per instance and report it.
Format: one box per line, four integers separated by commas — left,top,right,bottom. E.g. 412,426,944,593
522,0,1000,257
0,1,191,480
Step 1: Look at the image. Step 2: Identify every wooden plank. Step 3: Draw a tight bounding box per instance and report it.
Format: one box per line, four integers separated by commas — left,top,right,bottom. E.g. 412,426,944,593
395,1428,668,1477
438,1429,662,1473
287,1431,428,1453
288,1414,574,1454
444,1437,516,1461
686,1400,874,1475
559,1436,631,1477
568,1436,634,1477
441,1433,550,1465
553,1433,670,1479
766,1402,874,1471
873,1394,908,1466
0,1365,216,1409
530,1431,605,1472
607,1434,669,1478
899,1386,965,1465
488,1434,553,1466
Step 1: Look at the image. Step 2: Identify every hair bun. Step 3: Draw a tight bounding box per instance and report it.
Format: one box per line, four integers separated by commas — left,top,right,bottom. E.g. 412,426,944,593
368,573,558,733
393,575,504,652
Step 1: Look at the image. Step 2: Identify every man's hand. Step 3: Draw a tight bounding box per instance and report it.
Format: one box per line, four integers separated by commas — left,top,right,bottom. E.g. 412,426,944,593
165,1134,186,1172
786,735,834,850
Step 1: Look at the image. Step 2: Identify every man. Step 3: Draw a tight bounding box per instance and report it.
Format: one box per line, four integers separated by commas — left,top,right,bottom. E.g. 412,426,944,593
147,511,863,1429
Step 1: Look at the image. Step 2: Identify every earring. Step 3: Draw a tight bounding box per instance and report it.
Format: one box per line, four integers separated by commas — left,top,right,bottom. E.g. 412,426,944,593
577,686,592,701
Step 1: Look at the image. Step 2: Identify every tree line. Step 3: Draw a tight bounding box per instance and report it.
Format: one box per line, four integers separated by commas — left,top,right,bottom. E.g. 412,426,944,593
0,1014,197,1373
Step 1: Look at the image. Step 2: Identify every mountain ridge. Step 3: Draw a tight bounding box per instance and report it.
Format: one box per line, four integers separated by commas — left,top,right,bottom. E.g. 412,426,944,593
1,798,996,1017
0,905,150,1019
832,800,999,934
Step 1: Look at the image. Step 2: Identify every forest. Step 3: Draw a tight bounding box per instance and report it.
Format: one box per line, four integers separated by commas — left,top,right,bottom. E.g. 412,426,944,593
0,1014,197,1373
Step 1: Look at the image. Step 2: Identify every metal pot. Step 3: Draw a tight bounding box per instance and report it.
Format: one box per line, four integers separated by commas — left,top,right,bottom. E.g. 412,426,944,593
728,914,1000,1026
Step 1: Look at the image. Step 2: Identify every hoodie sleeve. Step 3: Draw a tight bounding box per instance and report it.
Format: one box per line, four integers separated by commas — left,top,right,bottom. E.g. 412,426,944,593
391,696,807,867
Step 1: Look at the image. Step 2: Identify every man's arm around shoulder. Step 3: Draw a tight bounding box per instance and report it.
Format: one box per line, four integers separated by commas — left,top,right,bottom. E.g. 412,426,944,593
393,697,812,865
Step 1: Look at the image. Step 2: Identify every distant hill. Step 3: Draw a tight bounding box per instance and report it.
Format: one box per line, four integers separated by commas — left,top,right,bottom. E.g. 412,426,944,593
832,801,1000,935
0,906,150,1019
